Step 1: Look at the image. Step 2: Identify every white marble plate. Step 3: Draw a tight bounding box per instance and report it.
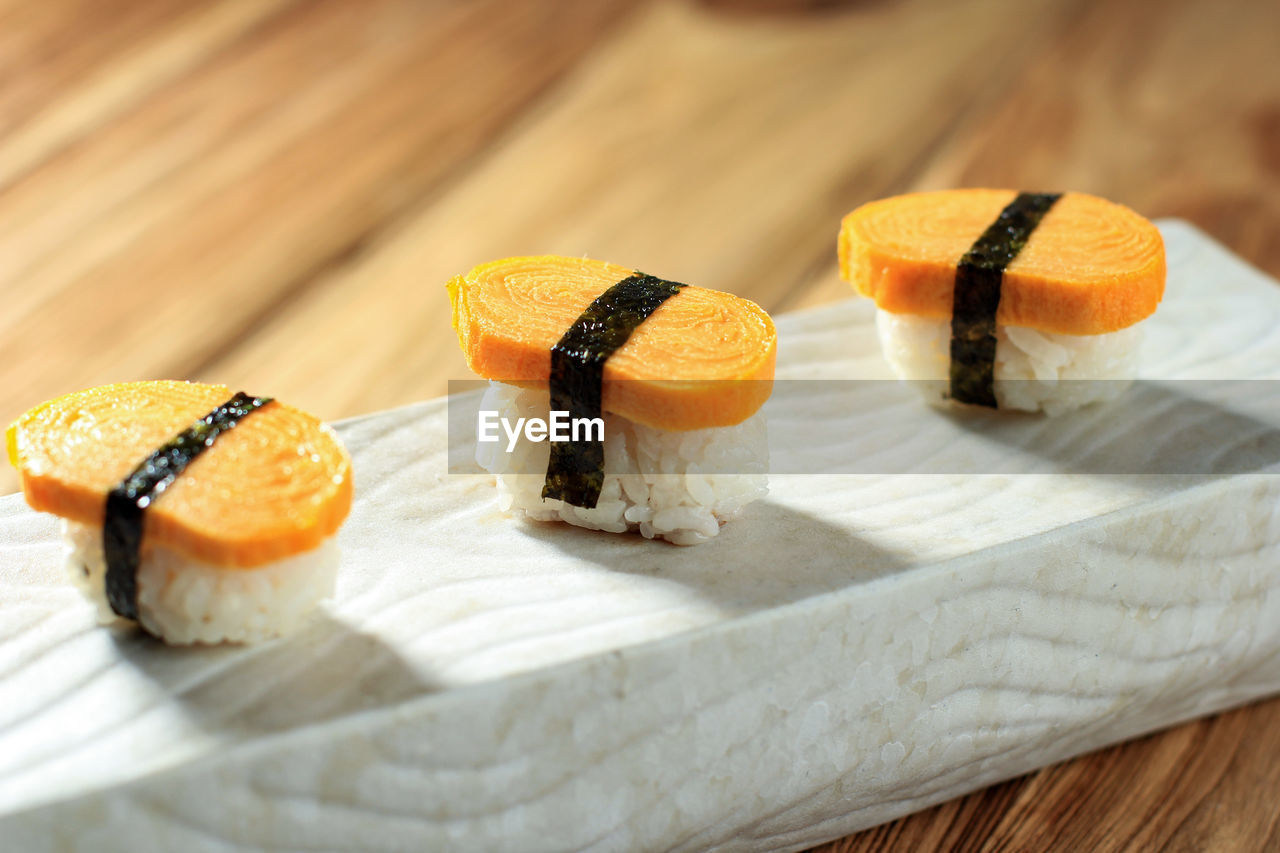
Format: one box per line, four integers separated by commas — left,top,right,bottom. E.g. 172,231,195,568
2,221,1279,852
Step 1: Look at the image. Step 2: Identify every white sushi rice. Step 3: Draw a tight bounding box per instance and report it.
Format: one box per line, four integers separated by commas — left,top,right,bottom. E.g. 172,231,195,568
476,382,768,545
63,520,338,645
875,309,1143,415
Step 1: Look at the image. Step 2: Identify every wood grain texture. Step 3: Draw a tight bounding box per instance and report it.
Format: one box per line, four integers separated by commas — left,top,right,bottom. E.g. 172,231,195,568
1,0,1278,849
0,0,641,463
202,0,1085,421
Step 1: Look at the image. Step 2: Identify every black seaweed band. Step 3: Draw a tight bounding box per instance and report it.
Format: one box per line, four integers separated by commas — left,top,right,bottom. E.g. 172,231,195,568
103,391,273,620
543,273,686,508
950,192,1062,407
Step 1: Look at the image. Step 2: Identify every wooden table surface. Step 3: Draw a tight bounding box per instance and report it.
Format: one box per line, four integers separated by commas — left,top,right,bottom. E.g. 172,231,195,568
3,0,1278,849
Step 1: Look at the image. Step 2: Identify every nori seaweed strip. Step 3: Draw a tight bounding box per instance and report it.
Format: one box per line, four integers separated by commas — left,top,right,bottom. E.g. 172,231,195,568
950,192,1062,407
543,273,686,508
103,391,273,620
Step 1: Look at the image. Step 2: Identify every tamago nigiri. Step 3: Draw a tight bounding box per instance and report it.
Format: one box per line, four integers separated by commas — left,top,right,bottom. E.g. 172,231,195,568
7,380,352,644
449,255,776,544
839,189,1166,414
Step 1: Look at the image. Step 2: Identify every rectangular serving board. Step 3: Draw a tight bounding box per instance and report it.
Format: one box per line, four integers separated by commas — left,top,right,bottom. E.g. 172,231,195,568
3,220,1280,852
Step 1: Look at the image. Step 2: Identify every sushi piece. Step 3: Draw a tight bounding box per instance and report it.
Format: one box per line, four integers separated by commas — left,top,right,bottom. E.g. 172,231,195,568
449,256,776,545
839,189,1166,414
7,380,352,644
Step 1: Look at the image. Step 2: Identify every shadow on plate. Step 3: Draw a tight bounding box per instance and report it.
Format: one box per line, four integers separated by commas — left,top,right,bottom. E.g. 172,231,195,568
107,610,442,737
515,499,909,617
937,379,1280,481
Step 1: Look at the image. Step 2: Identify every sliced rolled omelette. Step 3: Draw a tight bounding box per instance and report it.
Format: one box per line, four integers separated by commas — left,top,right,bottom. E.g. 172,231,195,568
8,380,352,643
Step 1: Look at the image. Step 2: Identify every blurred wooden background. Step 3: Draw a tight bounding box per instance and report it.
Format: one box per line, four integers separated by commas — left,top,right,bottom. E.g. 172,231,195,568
3,0,1279,849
